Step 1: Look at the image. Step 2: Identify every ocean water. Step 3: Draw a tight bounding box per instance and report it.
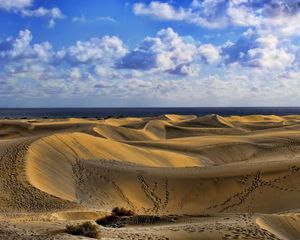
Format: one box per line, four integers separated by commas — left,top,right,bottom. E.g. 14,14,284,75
1,107,300,119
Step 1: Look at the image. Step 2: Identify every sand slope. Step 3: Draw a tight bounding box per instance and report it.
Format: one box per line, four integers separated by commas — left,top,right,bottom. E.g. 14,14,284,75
257,214,300,240
1,115,300,239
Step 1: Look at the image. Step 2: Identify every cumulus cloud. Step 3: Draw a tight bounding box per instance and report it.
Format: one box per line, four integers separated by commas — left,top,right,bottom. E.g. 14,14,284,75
222,29,296,70
0,29,56,63
45,36,125,76
134,2,187,21
65,36,127,64
11,29,32,58
0,30,130,100
133,1,227,28
198,44,221,64
0,29,32,58
246,35,295,69
227,0,300,36
117,28,219,75
133,0,300,35
1,27,300,106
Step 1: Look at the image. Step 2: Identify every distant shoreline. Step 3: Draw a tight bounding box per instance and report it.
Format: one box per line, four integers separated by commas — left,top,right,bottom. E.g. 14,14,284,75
1,107,300,119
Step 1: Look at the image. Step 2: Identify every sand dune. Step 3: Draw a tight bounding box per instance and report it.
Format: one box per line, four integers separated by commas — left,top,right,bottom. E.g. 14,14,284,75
1,115,300,239
26,132,201,202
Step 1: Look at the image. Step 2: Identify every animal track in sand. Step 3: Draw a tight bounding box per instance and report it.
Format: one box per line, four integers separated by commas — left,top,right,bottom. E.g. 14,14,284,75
137,174,169,214
0,139,76,212
208,165,300,213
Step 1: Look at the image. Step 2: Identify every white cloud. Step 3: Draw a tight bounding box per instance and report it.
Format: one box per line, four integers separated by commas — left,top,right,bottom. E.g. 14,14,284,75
0,0,65,28
227,2,261,27
10,29,32,58
246,35,295,69
21,7,64,18
70,68,81,79
0,29,57,63
48,19,56,28
21,6,64,28
133,1,227,28
72,15,86,23
96,16,116,22
134,2,187,21
0,29,48,61
117,28,218,75
1,28,300,106
72,15,116,24
66,36,127,64
133,0,300,36
198,44,221,64
33,42,53,61
222,29,296,70
0,0,32,10
227,0,300,37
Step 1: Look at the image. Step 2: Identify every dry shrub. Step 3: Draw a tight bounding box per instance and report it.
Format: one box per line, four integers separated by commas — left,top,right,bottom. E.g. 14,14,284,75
96,207,135,227
66,221,99,238
95,214,119,226
112,207,135,217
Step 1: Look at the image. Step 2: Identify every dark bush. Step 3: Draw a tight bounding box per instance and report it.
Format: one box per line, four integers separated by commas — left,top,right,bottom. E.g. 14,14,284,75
128,215,162,225
96,214,119,227
66,221,99,238
96,207,135,228
112,207,135,217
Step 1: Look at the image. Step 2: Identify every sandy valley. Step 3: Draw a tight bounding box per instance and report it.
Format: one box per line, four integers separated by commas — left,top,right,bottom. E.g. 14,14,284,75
1,114,300,239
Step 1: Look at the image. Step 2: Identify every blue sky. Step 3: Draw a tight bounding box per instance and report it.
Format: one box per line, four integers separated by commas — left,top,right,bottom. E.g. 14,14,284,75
0,0,300,107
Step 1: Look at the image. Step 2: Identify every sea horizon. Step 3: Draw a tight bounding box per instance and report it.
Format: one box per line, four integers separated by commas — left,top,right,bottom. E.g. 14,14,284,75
2,107,300,119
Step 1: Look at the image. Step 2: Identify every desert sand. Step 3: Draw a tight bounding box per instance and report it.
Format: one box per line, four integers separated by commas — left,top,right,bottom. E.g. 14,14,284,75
1,114,300,239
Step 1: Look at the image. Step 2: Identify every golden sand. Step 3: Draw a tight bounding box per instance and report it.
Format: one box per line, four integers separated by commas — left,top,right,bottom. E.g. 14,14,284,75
0,114,300,239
